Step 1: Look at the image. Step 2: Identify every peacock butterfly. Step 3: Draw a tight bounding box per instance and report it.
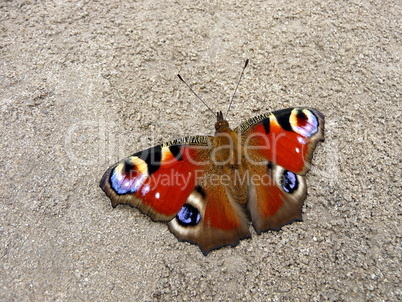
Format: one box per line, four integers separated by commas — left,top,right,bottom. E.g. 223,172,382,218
100,60,325,255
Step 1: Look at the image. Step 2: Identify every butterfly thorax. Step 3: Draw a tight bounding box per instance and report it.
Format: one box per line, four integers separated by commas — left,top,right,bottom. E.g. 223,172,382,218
209,121,248,206
212,112,239,167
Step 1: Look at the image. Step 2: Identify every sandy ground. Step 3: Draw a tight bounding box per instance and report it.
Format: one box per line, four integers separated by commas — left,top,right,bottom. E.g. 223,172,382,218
1,0,401,301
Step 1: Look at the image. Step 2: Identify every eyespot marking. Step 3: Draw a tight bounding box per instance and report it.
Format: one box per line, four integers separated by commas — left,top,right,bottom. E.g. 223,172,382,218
110,157,149,195
281,170,298,194
290,109,319,137
176,204,201,227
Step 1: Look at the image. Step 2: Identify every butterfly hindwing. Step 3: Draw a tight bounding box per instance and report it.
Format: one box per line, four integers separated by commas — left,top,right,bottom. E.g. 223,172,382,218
246,161,307,233
168,180,251,255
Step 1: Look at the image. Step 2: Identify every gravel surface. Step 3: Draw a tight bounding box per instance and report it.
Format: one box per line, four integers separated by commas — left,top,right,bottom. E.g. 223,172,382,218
1,1,401,301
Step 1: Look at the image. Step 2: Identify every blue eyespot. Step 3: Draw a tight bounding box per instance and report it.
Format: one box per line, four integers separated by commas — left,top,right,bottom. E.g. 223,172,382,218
176,204,201,227
281,170,298,193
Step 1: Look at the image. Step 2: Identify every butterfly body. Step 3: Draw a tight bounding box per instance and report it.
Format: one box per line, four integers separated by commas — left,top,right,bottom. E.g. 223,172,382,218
100,107,324,255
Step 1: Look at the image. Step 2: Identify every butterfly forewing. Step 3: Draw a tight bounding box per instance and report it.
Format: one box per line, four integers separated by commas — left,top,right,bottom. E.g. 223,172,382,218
100,141,211,222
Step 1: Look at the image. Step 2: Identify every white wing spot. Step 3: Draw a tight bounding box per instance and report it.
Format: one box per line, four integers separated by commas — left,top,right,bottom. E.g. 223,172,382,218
141,184,150,196
297,136,306,144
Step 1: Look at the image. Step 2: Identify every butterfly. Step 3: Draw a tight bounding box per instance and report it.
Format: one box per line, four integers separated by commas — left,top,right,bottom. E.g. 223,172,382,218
100,60,325,255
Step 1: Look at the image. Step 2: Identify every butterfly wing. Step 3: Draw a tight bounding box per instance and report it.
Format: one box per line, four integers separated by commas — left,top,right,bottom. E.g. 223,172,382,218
100,136,211,222
237,108,325,233
100,136,251,255
168,168,251,255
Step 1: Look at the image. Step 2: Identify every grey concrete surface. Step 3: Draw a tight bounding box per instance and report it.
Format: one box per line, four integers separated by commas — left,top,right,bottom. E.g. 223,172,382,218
1,0,401,301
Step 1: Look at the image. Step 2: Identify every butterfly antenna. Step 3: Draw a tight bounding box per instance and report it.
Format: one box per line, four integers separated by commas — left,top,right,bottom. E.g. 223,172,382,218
226,59,249,116
177,74,215,116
